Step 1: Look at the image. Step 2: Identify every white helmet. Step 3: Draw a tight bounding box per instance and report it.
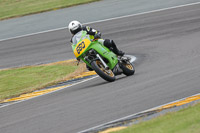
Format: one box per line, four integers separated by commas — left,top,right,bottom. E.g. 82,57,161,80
68,20,82,35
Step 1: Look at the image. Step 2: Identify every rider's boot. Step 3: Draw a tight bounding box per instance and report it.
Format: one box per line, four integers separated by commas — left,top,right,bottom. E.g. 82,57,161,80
111,40,125,56
114,49,125,56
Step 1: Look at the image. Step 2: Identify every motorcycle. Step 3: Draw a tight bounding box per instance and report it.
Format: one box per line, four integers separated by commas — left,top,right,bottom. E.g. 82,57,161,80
72,31,135,82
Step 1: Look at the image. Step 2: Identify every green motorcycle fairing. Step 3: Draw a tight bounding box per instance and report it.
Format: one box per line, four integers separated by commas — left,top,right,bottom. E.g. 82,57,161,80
71,31,118,69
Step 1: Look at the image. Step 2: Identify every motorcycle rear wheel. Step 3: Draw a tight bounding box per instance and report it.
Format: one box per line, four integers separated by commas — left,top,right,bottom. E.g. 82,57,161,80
91,60,115,82
121,61,135,76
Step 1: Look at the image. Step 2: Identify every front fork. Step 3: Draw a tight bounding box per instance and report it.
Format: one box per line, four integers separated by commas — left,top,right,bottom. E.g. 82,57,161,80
96,54,109,69
83,50,108,70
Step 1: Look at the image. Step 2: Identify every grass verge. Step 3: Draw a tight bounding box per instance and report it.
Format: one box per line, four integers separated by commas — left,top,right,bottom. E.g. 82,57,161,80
0,60,87,101
113,102,200,133
0,0,100,20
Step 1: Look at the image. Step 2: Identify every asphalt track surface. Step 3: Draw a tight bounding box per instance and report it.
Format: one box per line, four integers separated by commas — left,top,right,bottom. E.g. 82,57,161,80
1,3,200,133
1,0,200,40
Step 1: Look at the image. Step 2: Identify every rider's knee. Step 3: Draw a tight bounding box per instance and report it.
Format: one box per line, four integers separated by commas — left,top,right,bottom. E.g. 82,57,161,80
104,39,113,48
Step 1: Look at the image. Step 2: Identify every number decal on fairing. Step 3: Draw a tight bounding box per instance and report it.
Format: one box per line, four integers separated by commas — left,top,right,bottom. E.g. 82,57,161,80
76,41,85,54
73,39,91,58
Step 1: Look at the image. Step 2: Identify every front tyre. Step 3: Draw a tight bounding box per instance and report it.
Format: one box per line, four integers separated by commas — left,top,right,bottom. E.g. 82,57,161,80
121,61,135,76
91,60,115,82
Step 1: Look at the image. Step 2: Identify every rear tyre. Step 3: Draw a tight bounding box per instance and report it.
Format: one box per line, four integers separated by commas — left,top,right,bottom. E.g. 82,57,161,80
121,61,135,76
91,60,115,82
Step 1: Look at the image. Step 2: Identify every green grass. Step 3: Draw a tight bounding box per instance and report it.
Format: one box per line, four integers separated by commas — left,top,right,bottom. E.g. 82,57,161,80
113,102,200,133
0,61,86,101
0,0,100,20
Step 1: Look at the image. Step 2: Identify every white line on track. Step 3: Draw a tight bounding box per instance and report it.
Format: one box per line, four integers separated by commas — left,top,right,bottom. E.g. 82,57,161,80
0,76,98,109
78,92,200,133
1,1,200,42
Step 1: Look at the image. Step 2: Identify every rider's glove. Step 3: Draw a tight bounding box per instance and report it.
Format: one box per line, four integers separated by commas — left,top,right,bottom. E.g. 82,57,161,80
94,32,101,39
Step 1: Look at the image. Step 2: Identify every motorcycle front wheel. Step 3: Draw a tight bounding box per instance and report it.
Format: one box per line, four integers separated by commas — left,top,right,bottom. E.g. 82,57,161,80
91,60,115,82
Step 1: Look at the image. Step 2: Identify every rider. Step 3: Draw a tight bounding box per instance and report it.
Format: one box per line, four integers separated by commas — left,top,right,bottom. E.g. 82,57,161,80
68,20,125,56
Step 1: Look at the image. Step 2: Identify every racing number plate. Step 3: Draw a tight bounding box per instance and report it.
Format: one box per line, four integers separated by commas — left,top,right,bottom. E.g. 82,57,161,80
74,39,91,58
